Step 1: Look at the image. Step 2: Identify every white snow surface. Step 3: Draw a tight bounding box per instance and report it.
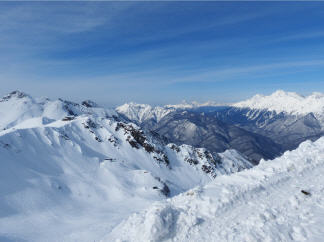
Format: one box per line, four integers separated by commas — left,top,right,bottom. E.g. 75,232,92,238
0,90,117,130
117,91,324,124
233,90,324,116
2,90,324,242
116,102,175,123
0,91,252,242
116,101,222,123
106,137,324,242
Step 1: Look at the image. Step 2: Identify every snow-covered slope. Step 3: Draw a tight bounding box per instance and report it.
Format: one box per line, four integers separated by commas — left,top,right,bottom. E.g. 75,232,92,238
0,91,252,242
233,90,324,116
0,90,117,130
106,137,324,242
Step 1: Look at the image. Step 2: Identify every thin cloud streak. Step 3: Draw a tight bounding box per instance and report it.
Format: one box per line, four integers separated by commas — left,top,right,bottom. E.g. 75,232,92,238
274,31,324,42
168,60,324,84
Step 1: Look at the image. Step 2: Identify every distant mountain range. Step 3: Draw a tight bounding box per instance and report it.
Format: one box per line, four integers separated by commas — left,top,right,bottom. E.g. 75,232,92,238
117,90,324,164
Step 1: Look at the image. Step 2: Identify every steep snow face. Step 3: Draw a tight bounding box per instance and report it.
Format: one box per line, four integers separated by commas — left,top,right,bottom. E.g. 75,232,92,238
106,137,324,242
0,91,252,242
233,90,324,116
116,102,175,123
116,101,222,123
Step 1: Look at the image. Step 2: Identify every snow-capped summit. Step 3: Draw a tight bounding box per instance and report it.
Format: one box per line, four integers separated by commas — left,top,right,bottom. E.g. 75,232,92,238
81,99,98,108
116,102,176,123
233,90,324,116
165,100,222,109
1,90,29,100
0,90,117,131
116,101,222,123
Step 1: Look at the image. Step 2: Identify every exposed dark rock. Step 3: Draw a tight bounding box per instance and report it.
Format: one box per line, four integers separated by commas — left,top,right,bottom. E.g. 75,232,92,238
301,190,311,196
170,144,180,152
59,133,70,140
201,164,212,174
161,183,170,196
108,136,119,147
81,100,98,108
162,154,170,166
1,91,28,101
62,116,75,121
185,158,199,165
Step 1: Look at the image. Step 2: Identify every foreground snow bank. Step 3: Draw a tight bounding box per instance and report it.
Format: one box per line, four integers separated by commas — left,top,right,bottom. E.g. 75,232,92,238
106,137,324,241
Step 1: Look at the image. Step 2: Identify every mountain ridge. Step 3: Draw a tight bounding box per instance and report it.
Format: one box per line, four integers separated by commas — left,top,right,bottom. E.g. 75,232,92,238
116,90,324,163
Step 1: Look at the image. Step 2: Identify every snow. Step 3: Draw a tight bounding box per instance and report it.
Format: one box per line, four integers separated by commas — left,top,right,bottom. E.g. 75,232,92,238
106,137,324,241
117,91,324,125
116,101,222,123
0,90,117,131
116,102,176,123
117,91,324,124
0,90,252,242
164,100,222,109
233,90,324,116
2,90,324,242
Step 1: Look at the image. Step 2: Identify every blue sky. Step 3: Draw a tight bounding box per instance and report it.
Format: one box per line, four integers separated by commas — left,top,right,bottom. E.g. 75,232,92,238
1,2,324,106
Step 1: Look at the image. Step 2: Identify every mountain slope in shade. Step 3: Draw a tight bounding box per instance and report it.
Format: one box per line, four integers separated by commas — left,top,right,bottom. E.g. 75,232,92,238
106,137,324,242
215,107,324,151
116,90,324,163
153,110,283,164
0,91,252,242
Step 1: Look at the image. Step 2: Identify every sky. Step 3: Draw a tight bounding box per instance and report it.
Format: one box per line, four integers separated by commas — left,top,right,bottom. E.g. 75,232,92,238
1,1,324,106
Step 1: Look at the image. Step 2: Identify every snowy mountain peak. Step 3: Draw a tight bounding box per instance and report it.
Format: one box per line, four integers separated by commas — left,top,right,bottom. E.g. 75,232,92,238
1,90,30,101
116,102,175,123
0,90,118,131
81,100,99,108
165,100,222,109
233,90,324,115
116,101,223,123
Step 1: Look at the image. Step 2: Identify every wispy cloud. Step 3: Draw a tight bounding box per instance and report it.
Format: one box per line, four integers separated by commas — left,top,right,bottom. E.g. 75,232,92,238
126,10,273,45
0,3,135,35
273,31,324,42
168,60,324,83
1,2,324,105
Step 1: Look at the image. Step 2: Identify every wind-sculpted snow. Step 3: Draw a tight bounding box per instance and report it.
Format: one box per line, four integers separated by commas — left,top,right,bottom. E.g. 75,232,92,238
106,137,324,242
0,91,252,242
